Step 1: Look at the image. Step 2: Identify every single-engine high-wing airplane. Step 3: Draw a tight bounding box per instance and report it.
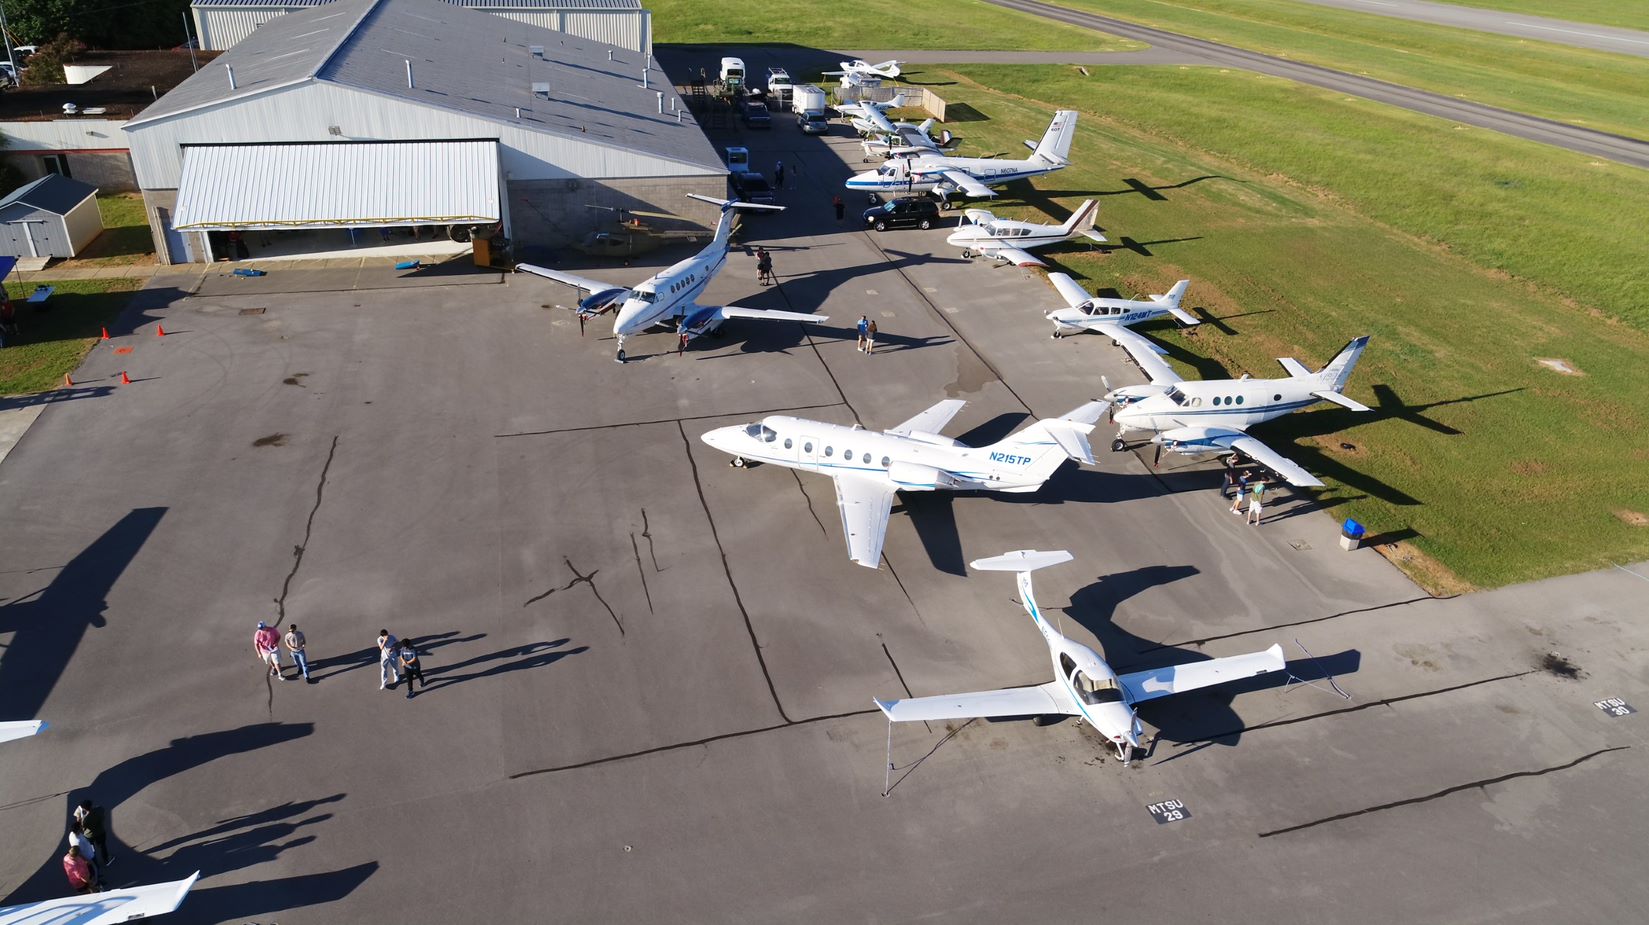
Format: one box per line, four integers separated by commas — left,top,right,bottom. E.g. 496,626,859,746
946,200,1104,267
1043,272,1197,335
859,119,957,161
516,195,828,363
875,549,1286,764
824,59,903,87
1106,336,1373,487
845,111,1078,204
701,399,1106,568
837,94,908,137
0,720,46,744
0,871,200,924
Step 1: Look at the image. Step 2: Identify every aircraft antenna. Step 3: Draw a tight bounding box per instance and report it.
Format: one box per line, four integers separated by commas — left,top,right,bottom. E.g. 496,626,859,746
1280,638,1351,700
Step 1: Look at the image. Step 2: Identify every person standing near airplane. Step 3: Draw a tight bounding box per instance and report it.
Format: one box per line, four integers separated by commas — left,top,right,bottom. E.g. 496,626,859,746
377,629,401,690
284,624,310,683
856,315,869,352
254,621,282,680
62,844,97,894
1248,479,1267,526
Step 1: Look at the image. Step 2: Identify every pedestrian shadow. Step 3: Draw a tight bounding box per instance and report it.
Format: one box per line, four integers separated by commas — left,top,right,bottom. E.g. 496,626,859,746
306,631,485,681
413,638,587,696
142,793,346,854
0,722,314,906
182,861,379,922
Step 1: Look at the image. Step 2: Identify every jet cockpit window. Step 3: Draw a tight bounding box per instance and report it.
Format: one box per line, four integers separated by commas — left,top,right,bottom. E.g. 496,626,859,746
1164,387,1186,405
634,289,656,303
745,424,779,442
1073,672,1123,705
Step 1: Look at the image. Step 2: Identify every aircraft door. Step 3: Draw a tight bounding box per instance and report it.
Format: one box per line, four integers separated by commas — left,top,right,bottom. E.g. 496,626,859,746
800,435,821,468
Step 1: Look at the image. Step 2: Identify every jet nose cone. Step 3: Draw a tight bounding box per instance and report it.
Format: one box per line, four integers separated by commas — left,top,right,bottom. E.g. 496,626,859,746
701,425,738,453
614,301,644,335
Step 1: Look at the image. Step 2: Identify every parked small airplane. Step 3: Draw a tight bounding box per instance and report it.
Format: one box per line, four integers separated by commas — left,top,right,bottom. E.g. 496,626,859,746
845,111,1078,203
1044,271,1196,335
824,58,903,87
946,200,1105,267
517,195,827,363
837,94,907,137
701,399,1105,568
875,549,1286,764
859,119,957,161
0,720,45,744
1107,336,1373,487
0,872,199,925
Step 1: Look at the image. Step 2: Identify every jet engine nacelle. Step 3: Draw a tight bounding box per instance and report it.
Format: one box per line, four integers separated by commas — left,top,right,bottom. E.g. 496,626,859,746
579,287,631,317
1103,383,1170,406
887,461,961,490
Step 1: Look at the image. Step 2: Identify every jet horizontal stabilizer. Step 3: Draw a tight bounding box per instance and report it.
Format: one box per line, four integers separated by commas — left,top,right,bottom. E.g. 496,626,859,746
969,549,1074,573
1311,390,1372,412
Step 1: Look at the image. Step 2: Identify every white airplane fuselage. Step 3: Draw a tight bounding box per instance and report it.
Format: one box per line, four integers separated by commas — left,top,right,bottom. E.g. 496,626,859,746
1017,569,1143,750
1112,376,1325,443
701,415,1064,493
948,222,1077,253
612,239,725,338
1047,299,1174,335
845,154,1058,195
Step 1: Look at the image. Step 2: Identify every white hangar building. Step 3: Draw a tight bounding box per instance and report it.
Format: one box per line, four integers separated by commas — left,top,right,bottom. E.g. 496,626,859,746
192,0,652,54
127,0,721,264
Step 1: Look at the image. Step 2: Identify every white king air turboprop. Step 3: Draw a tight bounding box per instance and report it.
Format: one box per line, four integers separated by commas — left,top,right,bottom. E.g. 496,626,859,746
946,200,1105,267
516,195,828,363
1107,335,1373,487
875,549,1286,764
701,399,1106,568
1043,271,1197,335
844,111,1078,203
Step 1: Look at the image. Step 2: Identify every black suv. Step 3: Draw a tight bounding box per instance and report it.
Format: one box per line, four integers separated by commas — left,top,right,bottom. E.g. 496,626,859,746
731,171,776,205
863,197,940,231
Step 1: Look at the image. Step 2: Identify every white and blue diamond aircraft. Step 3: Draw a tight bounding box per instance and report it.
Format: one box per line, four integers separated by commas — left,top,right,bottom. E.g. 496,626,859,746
1105,334,1373,487
875,549,1286,763
845,110,1078,203
701,399,1106,568
516,195,827,363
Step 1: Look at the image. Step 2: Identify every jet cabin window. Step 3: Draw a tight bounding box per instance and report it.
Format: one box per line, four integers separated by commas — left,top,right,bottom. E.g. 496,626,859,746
1073,672,1123,705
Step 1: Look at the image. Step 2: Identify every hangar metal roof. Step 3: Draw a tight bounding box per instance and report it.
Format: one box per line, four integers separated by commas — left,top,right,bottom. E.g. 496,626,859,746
137,0,715,171
172,140,501,229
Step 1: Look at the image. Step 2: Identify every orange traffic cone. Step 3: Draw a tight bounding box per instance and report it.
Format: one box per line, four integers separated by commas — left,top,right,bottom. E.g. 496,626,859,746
156,325,165,337
63,373,74,387
100,327,109,340
120,371,132,385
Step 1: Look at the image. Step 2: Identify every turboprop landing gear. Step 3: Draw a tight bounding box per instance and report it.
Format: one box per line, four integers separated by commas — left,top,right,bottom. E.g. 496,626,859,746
615,334,627,364
1111,438,1127,452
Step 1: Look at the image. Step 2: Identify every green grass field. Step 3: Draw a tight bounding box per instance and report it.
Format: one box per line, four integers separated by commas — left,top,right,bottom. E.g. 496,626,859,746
0,278,143,394
1047,0,1649,141
649,0,1142,51
56,194,156,269
915,64,1649,591
1431,0,1649,32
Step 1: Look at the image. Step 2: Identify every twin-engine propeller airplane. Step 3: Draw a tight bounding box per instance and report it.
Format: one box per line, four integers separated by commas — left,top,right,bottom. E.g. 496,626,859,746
845,111,1078,204
824,58,903,87
517,195,828,363
1043,271,1197,335
1107,336,1373,487
860,118,957,161
837,94,907,137
946,200,1104,267
875,549,1286,764
701,399,1106,568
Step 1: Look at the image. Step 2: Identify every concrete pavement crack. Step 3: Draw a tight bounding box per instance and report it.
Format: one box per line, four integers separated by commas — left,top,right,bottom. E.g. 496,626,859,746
524,559,625,637
1257,746,1631,838
275,434,338,623
631,534,654,614
788,468,828,536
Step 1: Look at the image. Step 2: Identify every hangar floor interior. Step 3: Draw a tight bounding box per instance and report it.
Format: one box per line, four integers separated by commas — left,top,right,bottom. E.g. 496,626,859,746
211,228,472,263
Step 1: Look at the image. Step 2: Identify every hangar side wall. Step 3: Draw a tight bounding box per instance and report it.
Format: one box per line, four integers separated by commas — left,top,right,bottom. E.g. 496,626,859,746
127,83,720,190
509,173,725,251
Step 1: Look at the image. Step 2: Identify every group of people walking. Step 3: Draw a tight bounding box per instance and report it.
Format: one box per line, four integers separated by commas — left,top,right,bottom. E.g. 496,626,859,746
252,620,311,682
1224,465,1269,525
60,800,109,894
250,621,424,696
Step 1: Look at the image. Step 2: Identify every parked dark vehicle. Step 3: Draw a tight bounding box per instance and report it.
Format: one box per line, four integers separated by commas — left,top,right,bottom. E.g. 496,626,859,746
741,99,772,129
798,109,829,134
731,171,776,205
862,197,940,231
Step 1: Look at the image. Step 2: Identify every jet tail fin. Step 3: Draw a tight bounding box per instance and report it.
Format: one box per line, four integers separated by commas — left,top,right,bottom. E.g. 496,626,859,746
1151,279,1191,309
1031,110,1079,166
1058,200,1099,237
1314,335,1371,392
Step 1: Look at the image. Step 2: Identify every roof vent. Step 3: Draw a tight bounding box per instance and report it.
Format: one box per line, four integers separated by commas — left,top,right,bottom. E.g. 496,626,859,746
531,81,550,98
529,45,544,57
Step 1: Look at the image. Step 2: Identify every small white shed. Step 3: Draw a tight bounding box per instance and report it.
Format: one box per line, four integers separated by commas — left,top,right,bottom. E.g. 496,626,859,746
0,174,103,259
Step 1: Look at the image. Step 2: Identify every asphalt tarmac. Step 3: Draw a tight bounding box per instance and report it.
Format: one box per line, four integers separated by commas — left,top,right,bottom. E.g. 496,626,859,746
978,0,1649,167
1,98,1646,923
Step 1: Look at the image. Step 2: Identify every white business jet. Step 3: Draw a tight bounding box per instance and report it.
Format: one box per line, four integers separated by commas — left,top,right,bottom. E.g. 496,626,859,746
946,200,1105,267
1107,336,1373,487
0,872,200,925
1043,271,1197,335
875,549,1285,763
845,111,1078,204
0,720,45,744
838,94,907,137
824,58,903,87
701,399,1105,568
516,195,827,363
859,119,956,161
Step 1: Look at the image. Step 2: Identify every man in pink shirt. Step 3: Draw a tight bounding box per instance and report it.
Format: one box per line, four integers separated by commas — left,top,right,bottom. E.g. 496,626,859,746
253,621,284,680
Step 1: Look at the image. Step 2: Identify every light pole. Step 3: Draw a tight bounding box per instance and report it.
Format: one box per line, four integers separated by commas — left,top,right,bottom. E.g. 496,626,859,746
0,0,18,88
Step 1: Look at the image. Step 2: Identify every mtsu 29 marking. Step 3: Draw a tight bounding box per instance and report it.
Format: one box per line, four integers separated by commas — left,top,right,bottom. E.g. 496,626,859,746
1147,799,1192,825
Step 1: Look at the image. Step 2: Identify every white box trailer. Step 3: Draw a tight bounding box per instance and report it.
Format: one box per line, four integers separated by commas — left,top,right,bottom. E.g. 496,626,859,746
791,84,827,115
